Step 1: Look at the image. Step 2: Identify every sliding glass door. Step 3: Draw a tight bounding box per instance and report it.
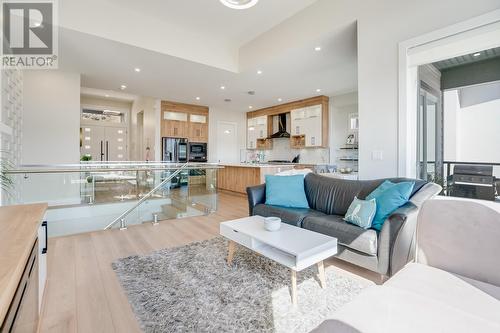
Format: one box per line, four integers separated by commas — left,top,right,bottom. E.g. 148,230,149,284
417,83,443,183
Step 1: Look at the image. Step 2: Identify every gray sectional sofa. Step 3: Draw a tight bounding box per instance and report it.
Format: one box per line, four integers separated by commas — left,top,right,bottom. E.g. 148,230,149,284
246,173,441,276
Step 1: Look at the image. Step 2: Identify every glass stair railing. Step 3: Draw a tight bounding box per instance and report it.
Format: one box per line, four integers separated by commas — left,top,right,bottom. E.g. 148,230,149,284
4,162,222,236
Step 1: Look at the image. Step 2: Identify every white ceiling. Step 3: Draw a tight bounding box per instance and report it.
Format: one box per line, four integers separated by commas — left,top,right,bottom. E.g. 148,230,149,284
58,0,358,112
102,0,318,49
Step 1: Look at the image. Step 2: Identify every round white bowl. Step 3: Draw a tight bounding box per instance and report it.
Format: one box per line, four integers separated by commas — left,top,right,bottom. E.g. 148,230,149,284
264,217,282,231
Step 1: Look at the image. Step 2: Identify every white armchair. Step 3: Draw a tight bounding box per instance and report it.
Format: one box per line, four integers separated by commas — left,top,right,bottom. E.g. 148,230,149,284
311,197,500,333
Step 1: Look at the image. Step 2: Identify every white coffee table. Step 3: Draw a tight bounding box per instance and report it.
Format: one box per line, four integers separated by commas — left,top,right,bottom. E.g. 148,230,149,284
220,215,338,305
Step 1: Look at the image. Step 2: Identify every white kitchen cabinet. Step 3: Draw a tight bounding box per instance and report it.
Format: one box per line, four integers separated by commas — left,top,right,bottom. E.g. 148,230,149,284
290,108,307,135
247,118,257,149
247,116,267,149
304,105,322,147
290,105,323,147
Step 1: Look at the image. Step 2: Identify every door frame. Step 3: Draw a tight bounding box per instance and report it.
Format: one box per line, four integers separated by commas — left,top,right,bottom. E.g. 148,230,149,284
216,121,238,163
398,9,500,177
80,103,130,160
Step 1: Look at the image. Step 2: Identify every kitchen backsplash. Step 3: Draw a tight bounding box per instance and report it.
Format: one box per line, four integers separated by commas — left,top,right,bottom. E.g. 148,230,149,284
260,138,330,164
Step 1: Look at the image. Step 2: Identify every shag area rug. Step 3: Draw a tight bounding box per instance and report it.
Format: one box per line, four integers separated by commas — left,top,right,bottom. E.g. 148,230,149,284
112,237,372,333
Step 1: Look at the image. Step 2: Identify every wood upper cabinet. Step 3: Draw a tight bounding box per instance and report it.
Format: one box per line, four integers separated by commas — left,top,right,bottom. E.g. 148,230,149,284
189,114,208,142
162,111,189,138
161,101,209,141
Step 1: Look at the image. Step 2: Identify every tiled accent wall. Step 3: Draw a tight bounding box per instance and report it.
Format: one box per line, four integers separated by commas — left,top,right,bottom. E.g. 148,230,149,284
262,138,330,164
1,69,23,204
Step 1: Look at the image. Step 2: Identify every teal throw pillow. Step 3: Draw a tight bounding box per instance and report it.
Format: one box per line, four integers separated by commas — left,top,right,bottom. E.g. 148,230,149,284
366,180,395,200
367,181,415,231
343,197,377,229
265,175,309,209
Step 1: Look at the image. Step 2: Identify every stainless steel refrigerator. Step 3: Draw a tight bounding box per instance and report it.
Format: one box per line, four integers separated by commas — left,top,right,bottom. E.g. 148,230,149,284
162,137,188,188
162,137,188,163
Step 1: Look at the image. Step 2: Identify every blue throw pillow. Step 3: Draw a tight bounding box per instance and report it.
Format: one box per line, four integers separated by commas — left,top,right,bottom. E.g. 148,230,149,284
343,197,377,229
367,181,415,231
265,175,309,209
366,180,395,201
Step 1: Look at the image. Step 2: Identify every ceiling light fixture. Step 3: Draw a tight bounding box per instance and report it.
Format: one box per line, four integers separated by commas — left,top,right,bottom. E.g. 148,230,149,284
220,85,226,90
249,106,253,109
196,97,201,101
257,70,263,75
220,0,259,10
120,85,127,90
277,98,282,102
473,52,481,57
105,94,110,98
316,88,321,93
134,67,141,72
315,46,322,51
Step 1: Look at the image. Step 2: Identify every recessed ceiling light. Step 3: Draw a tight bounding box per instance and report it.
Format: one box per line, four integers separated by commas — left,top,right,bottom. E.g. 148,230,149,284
220,85,226,90
315,46,322,51
473,52,481,57
134,67,141,72
316,88,322,93
220,0,259,10
196,97,201,101
120,85,127,90
249,106,253,109
105,94,110,98
257,70,263,75
277,98,282,102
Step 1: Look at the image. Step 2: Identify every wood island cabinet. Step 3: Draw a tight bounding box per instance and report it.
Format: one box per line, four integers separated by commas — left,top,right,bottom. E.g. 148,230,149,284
0,204,48,333
217,164,295,194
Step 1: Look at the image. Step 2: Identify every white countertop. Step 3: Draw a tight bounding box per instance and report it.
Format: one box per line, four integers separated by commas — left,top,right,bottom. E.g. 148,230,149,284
220,163,297,168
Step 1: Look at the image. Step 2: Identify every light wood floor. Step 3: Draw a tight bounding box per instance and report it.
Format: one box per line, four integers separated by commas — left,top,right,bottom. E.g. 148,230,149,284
40,191,380,333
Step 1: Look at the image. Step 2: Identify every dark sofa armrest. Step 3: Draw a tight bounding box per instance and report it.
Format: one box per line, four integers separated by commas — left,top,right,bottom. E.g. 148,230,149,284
377,202,419,276
246,184,266,216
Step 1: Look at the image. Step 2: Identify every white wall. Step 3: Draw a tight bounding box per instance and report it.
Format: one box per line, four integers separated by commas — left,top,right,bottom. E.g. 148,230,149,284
60,0,239,72
444,90,500,175
329,92,358,166
208,108,246,163
22,70,81,205
130,96,159,161
356,1,498,179
444,90,461,161
23,70,81,164
458,99,500,164
241,0,500,179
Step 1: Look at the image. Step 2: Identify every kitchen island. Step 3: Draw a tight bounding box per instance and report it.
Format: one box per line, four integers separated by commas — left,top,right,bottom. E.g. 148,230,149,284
217,163,295,194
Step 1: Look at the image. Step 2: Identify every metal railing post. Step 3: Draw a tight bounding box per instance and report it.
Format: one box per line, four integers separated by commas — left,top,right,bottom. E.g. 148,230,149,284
119,218,127,230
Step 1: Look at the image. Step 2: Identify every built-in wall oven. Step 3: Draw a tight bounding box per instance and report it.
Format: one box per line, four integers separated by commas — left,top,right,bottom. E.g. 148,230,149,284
188,142,207,162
